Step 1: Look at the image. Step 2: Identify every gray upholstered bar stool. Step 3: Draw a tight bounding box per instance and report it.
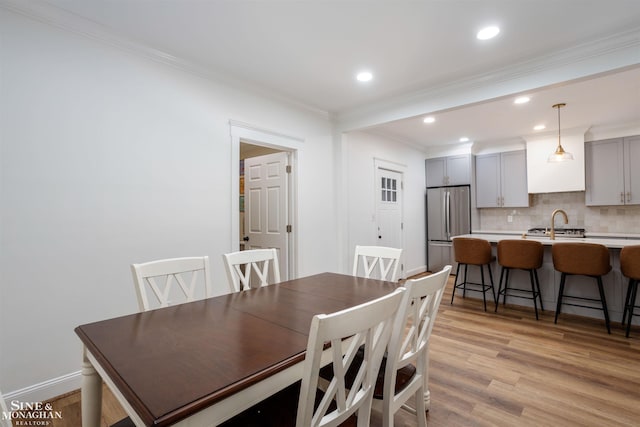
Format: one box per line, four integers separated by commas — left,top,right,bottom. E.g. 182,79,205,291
451,237,496,311
552,242,612,334
495,239,545,319
621,245,640,338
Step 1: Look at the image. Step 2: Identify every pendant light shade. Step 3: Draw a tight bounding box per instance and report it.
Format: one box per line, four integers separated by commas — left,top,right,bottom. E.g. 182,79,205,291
548,103,574,162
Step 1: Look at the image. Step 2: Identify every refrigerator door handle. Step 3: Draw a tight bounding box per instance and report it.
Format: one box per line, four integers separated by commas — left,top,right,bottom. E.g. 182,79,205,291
445,190,451,240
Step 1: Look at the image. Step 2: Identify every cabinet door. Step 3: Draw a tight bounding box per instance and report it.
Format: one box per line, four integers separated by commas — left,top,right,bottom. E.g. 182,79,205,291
585,139,625,206
501,150,529,207
425,157,446,187
475,154,500,208
446,154,471,185
624,135,640,205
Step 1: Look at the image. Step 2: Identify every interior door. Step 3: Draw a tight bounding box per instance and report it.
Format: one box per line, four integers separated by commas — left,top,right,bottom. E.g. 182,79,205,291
244,151,289,280
376,168,404,275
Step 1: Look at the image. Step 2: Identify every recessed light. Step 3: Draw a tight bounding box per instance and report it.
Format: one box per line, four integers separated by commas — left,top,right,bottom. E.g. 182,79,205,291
423,116,435,124
534,124,546,131
356,71,373,82
459,137,470,143
514,96,530,104
477,26,500,40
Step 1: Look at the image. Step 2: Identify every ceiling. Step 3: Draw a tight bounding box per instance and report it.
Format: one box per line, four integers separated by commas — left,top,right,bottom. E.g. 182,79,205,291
28,0,640,149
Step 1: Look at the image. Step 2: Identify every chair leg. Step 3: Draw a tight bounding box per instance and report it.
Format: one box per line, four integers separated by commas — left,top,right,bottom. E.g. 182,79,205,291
451,263,462,305
480,265,487,311
502,268,510,306
554,273,566,324
596,276,611,334
626,280,638,338
463,264,469,298
534,269,544,312
622,278,634,325
488,264,496,308
529,269,539,320
495,267,505,312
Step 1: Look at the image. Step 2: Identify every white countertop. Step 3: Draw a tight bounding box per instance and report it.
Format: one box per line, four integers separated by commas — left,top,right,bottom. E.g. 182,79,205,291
459,232,640,249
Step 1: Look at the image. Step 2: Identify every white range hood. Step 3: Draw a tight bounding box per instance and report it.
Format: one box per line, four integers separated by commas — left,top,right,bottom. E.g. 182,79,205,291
525,127,586,194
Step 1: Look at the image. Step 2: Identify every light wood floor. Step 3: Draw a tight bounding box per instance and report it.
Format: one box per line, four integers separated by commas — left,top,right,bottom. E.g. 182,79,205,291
33,276,640,426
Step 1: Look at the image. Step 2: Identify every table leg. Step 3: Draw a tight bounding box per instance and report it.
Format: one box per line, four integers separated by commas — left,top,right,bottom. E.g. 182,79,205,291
81,347,102,427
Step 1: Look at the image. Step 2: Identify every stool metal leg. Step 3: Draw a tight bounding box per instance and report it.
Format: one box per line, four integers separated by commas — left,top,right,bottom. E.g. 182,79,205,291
480,265,487,311
502,268,510,306
622,278,634,325
596,276,611,334
626,279,638,338
488,265,496,306
529,269,539,320
554,273,566,324
463,264,469,298
534,269,544,312
451,263,462,305
495,267,506,313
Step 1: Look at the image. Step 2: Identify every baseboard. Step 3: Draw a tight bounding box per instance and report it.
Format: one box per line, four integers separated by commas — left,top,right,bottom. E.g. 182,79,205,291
3,371,81,403
405,265,428,278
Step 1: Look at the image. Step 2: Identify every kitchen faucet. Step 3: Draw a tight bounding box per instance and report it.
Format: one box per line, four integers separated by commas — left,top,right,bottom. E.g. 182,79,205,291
548,209,568,240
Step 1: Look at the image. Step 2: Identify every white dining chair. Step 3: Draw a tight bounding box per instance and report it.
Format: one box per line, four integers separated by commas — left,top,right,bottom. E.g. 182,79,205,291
130,256,213,312
223,248,280,292
220,286,405,427
375,265,451,427
352,245,403,282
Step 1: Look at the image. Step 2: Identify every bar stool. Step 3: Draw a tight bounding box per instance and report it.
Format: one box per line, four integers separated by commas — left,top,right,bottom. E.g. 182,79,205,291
621,245,640,338
451,237,496,311
495,239,545,319
552,242,612,334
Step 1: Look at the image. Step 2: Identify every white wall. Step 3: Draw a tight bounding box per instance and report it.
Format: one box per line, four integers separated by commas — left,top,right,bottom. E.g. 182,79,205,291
0,9,336,398
343,131,427,277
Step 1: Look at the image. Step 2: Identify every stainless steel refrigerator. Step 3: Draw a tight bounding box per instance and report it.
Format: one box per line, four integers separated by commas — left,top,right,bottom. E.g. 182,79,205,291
427,185,471,272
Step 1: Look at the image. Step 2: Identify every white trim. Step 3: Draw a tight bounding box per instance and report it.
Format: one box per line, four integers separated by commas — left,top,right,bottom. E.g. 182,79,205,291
337,28,640,131
3,371,81,403
229,121,303,280
0,0,330,119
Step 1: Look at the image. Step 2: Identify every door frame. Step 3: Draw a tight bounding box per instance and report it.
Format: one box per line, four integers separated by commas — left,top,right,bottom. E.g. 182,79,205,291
373,158,406,278
230,120,303,280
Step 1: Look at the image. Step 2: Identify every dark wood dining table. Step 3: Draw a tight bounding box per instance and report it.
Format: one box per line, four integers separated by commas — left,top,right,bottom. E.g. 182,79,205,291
75,272,399,427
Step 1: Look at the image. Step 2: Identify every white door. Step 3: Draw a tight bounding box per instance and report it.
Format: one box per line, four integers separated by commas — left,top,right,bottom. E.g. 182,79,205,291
376,168,404,275
244,151,289,280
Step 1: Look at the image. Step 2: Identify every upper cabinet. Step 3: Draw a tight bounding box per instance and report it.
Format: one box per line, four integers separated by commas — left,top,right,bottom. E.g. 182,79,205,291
425,154,471,187
585,135,640,206
475,150,529,208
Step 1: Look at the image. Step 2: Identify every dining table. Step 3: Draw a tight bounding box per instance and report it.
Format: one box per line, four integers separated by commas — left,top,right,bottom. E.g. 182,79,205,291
75,272,402,427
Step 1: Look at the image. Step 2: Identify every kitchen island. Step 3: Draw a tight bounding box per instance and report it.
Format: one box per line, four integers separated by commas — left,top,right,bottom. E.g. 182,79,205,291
453,232,640,326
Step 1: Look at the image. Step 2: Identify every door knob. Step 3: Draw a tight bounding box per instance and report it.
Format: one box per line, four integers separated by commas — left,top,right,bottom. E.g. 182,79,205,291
243,236,249,241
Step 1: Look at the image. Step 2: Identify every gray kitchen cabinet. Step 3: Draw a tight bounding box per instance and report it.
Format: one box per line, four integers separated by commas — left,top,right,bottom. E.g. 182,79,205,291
475,150,529,208
585,135,640,206
425,154,471,187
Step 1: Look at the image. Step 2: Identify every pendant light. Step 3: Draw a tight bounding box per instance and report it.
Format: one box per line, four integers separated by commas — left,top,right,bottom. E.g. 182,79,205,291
547,103,574,162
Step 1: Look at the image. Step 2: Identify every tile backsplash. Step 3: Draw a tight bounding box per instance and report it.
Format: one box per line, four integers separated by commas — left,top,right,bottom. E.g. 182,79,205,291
478,191,640,233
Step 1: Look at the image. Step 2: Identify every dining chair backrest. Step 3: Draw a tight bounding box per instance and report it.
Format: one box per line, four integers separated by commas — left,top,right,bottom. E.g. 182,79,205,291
352,245,403,282
131,256,213,312
223,248,281,292
380,265,452,427
297,287,405,427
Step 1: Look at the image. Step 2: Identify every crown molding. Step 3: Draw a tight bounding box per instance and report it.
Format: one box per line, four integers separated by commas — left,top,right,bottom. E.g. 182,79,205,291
0,0,331,119
337,26,640,132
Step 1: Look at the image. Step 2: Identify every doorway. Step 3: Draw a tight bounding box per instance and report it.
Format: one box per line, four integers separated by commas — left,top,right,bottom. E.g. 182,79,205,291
240,143,290,280
230,121,302,282
374,159,406,278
